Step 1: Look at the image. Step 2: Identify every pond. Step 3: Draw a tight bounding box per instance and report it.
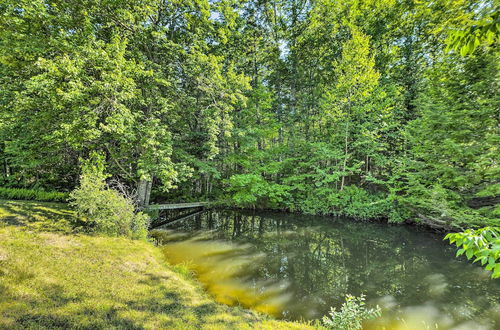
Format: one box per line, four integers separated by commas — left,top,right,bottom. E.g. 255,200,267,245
152,209,500,329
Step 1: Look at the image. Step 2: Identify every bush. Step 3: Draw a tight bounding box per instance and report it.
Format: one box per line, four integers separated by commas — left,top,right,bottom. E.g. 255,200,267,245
327,186,390,220
0,187,69,202
70,153,149,240
299,186,390,219
322,294,381,330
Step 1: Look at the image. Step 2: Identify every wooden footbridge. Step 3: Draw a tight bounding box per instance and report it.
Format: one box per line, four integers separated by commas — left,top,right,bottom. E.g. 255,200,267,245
146,202,211,229
146,202,210,210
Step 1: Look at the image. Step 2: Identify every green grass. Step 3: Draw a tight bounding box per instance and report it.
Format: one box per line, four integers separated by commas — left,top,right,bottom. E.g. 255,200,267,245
0,187,69,202
0,200,316,329
0,200,77,233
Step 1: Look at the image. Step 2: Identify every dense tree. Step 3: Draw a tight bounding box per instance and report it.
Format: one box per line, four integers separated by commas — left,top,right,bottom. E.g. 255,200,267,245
397,50,499,229
0,0,249,202
0,0,498,230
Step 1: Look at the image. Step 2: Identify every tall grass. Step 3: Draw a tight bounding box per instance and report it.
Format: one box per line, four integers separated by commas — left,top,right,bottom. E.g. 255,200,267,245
0,187,68,202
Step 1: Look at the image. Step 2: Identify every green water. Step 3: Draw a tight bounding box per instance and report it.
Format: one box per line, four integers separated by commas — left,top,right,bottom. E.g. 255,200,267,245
153,209,500,329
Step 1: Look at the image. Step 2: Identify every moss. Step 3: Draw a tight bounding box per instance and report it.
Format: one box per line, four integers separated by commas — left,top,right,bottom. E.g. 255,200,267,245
0,200,317,329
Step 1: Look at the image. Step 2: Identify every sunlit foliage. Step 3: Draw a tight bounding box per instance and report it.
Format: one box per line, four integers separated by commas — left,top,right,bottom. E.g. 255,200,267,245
446,227,500,279
70,153,149,239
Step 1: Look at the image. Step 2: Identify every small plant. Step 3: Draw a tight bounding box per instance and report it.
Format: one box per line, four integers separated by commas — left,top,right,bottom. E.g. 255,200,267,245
70,152,149,239
322,294,381,330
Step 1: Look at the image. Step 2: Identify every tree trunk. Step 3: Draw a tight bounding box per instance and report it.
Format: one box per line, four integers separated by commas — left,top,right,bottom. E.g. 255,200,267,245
137,179,152,207
340,120,349,191
3,159,9,178
145,180,152,206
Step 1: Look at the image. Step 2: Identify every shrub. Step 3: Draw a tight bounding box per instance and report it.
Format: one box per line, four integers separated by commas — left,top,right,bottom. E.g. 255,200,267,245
322,294,381,330
70,153,149,239
0,187,68,202
299,186,390,219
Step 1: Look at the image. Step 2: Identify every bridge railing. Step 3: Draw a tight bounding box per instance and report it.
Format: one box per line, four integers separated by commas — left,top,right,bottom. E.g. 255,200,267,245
146,202,209,210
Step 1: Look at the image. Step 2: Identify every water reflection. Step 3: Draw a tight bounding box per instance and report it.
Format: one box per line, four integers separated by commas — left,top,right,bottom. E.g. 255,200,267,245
155,232,290,316
151,210,500,329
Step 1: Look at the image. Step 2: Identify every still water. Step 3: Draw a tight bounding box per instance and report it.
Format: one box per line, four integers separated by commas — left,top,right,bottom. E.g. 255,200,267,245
151,209,500,329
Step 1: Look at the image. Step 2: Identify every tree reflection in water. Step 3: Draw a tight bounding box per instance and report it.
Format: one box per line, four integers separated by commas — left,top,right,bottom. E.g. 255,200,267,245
152,210,500,329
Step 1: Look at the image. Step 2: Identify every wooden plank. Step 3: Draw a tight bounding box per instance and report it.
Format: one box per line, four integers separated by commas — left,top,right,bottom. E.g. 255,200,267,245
146,202,209,210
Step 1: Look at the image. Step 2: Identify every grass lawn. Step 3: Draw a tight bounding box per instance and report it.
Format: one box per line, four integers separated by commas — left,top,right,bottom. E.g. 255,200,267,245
0,200,316,329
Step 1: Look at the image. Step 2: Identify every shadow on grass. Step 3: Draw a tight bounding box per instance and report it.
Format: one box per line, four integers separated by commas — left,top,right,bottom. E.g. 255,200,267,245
127,275,192,318
138,272,171,285
1,271,144,329
0,202,265,329
127,272,245,328
1,215,24,226
194,302,218,317
14,308,143,330
0,200,77,233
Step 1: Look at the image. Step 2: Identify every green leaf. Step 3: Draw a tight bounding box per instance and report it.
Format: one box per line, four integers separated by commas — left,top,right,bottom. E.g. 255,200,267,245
493,264,500,279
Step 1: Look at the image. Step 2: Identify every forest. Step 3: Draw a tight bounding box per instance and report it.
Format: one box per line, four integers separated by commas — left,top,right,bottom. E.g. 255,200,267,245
1,0,498,229
0,0,499,328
